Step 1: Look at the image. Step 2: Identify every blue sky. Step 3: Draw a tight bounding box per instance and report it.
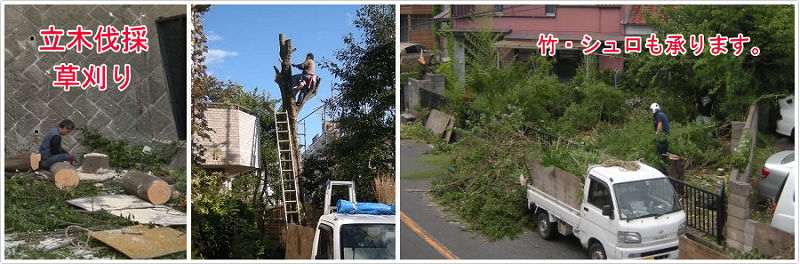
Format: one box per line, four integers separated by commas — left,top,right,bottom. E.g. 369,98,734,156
202,4,362,153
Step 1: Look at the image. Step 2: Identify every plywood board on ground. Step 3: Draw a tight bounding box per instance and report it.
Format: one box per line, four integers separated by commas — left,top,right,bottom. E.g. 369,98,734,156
67,194,157,211
68,195,186,226
90,225,186,259
111,208,186,226
425,109,454,136
285,224,315,259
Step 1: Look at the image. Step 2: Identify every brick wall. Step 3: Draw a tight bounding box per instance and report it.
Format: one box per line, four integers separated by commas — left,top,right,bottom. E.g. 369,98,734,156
4,5,185,155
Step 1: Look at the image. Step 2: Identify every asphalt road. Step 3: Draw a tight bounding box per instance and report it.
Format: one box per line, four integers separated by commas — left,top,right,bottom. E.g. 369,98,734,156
399,139,587,259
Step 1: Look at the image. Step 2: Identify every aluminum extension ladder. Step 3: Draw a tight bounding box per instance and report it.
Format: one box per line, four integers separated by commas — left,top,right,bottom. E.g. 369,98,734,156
274,111,302,227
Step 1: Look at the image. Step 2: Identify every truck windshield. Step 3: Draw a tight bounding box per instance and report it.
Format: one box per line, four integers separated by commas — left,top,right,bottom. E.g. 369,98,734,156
340,224,396,259
614,178,682,220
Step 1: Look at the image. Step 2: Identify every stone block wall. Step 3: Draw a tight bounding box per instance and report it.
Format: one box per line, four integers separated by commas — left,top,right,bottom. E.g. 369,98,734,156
726,175,750,251
4,5,185,155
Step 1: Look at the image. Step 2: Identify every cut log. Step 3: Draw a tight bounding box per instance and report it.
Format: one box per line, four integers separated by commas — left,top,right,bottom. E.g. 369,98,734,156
122,170,172,205
5,153,41,172
49,161,79,189
82,153,110,173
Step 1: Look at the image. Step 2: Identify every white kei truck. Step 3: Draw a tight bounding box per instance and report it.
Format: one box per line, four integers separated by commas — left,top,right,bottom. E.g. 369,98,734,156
310,181,396,260
526,160,687,259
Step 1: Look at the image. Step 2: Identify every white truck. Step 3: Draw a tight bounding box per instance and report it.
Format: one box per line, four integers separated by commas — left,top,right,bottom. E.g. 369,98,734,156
310,181,396,260
526,161,686,259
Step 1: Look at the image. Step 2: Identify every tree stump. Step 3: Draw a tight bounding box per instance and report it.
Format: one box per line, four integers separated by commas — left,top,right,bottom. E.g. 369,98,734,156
82,153,110,173
5,153,41,172
668,156,685,197
122,170,172,205
49,161,79,189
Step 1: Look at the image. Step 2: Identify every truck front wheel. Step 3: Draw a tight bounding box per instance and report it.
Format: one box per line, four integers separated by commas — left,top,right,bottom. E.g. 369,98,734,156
589,242,607,259
536,212,556,240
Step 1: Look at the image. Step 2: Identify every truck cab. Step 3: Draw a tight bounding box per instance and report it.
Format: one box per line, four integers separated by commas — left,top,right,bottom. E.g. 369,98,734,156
578,164,686,259
311,180,396,260
312,213,396,259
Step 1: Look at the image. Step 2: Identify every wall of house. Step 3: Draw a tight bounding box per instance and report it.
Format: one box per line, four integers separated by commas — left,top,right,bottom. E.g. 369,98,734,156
453,5,626,38
201,107,260,172
4,5,185,155
401,5,436,49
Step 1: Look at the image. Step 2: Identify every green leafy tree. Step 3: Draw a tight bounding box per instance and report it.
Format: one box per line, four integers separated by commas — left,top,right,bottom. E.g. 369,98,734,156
624,5,794,121
190,5,275,259
191,4,212,166
317,5,395,202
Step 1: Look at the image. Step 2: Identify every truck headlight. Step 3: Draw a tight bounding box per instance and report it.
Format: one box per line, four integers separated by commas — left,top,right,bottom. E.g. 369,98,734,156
618,231,641,244
678,221,687,236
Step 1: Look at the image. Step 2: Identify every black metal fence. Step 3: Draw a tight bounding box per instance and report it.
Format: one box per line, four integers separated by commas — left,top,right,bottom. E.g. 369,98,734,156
420,88,451,110
667,177,726,244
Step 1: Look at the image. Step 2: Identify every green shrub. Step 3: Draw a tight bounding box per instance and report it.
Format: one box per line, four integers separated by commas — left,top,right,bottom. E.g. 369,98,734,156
557,103,600,132
581,82,627,124
191,168,267,259
78,126,180,172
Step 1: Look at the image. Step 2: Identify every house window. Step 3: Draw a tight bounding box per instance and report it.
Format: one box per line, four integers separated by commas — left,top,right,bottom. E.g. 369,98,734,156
495,5,504,15
545,5,556,16
156,14,187,140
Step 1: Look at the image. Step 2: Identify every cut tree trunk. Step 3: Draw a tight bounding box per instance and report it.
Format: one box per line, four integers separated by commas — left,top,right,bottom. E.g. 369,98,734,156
82,153,110,173
122,170,172,205
49,161,79,189
5,153,41,172
271,33,325,212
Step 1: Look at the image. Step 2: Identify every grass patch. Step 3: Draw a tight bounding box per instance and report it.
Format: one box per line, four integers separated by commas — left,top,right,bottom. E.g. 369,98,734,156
417,153,451,167
402,167,448,181
401,153,452,181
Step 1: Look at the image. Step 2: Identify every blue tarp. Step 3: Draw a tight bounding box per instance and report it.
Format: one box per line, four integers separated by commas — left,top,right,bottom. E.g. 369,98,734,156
337,200,396,215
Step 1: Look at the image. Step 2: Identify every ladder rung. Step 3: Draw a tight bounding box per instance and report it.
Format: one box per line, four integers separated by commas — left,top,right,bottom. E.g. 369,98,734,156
278,139,290,143
286,211,299,214
285,200,297,203
277,130,289,133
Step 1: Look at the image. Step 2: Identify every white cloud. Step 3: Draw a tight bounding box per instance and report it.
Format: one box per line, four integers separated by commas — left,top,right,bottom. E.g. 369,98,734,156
205,49,239,65
346,13,354,23
206,31,223,42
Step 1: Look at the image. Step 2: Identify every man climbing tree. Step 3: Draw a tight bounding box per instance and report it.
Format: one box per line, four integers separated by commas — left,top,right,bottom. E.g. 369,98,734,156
292,52,316,106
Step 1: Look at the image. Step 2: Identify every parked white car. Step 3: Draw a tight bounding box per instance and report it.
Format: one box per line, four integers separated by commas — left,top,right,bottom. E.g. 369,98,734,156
776,95,794,137
771,162,795,234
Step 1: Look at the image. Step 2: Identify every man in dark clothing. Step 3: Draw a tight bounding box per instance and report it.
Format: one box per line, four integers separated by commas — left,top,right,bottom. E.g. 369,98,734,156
695,94,714,125
292,52,315,106
39,119,75,170
651,103,670,165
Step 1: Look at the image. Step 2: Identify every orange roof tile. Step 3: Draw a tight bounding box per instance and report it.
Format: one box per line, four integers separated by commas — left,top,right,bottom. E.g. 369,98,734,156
628,5,660,25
